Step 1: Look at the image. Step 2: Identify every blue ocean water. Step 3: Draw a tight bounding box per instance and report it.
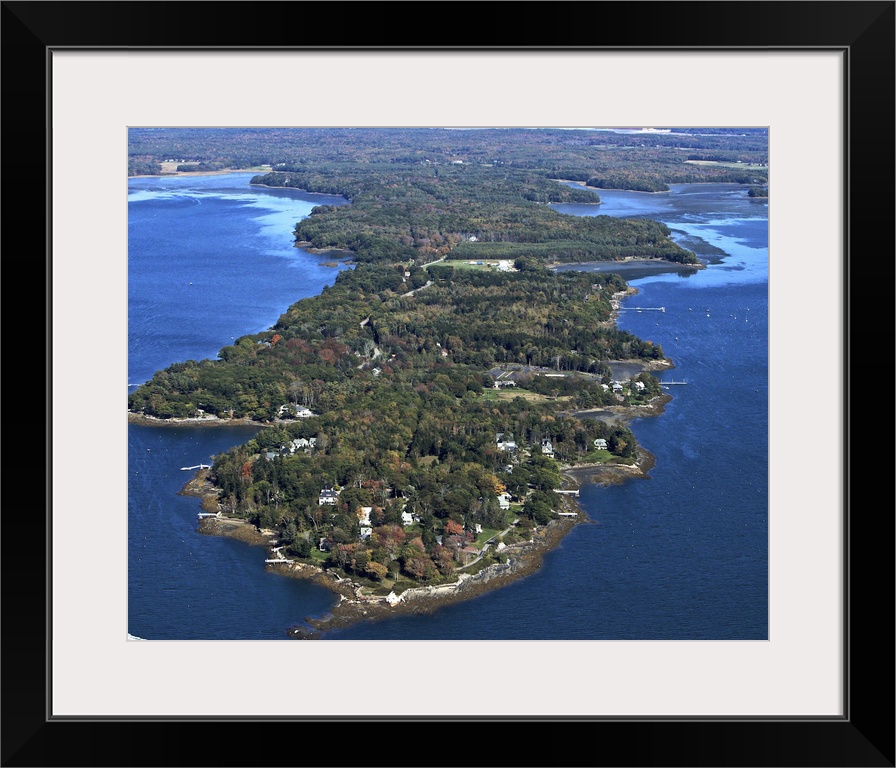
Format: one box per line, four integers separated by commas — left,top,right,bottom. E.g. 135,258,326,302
128,176,768,640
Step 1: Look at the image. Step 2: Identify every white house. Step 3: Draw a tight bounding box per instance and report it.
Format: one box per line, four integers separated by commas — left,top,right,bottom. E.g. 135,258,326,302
498,492,512,510
279,404,316,418
593,438,608,450
541,438,554,457
289,437,317,453
633,380,646,392
318,488,339,506
401,511,416,526
359,526,373,540
496,433,517,452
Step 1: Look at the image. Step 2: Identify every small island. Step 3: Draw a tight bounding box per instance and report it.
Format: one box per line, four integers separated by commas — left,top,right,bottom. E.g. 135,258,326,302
128,127,768,637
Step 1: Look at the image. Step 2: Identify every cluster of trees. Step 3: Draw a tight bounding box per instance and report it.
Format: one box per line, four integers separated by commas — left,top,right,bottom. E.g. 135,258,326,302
129,264,663,420
128,127,768,185
206,387,637,586
128,157,162,176
250,163,699,266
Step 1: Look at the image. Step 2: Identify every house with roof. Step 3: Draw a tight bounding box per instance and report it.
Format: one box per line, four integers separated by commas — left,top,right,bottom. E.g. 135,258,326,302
289,437,317,453
541,438,554,457
358,506,373,526
593,438,608,450
278,404,316,419
496,433,517,452
318,488,339,506
498,492,513,510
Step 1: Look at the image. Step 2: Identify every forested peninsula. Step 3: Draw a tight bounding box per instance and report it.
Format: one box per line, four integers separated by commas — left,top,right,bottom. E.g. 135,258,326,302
128,127,767,634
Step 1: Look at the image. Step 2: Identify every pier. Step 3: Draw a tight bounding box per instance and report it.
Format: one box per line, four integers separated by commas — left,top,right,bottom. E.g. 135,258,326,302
618,306,665,312
556,489,580,497
181,463,211,471
660,380,688,385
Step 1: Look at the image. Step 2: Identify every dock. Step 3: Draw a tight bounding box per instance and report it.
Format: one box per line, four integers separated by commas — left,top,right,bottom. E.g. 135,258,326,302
181,463,211,471
556,489,580,497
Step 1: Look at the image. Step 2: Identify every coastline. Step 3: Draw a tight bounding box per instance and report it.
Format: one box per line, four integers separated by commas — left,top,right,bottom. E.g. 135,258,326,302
129,167,271,179
185,481,587,640
128,412,262,428
550,257,704,276
174,392,668,638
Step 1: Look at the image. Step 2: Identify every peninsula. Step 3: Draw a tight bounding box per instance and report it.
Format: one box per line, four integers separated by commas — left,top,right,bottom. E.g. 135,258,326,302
127,127,768,636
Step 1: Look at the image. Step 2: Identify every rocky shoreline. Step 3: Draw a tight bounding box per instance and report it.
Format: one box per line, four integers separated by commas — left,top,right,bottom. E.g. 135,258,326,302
158,380,671,639
188,493,586,639
177,435,658,639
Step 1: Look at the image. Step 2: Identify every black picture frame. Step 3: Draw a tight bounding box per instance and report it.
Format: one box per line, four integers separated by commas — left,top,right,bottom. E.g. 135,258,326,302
6,2,893,766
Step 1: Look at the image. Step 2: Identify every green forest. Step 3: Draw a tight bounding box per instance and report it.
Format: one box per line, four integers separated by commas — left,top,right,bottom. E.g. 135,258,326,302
128,127,766,593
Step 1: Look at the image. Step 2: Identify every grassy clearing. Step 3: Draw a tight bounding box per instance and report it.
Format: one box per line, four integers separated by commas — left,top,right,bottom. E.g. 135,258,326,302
481,388,569,403
474,528,501,546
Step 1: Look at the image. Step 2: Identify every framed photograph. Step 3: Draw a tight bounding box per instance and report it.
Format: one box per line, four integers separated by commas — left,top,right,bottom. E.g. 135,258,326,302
8,1,893,765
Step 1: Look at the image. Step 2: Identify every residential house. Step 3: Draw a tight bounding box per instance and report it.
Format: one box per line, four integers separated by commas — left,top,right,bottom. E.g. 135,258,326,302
358,506,373,526
593,438,608,450
496,433,517,452
541,438,554,457
498,492,512,510
318,488,339,506
289,437,317,453
278,404,316,418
